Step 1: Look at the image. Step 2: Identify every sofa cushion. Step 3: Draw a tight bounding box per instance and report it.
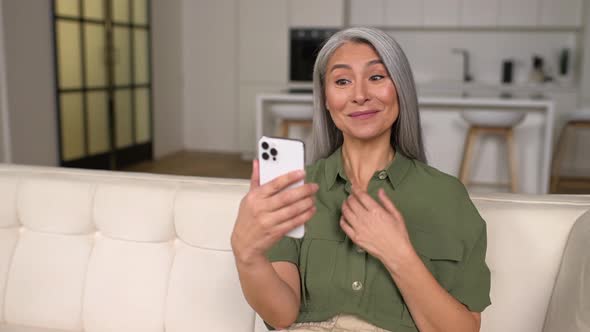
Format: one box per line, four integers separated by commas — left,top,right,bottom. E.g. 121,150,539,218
93,183,176,242
0,229,19,323
0,324,74,332
17,178,95,234
473,197,590,332
175,184,247,251
0,176,19,228
83,235,173,332
543,210,590,332
165,242,254,332
4,230,92,331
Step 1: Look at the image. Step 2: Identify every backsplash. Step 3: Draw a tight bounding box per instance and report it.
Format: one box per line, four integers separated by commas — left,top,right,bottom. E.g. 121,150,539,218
388,30,579,87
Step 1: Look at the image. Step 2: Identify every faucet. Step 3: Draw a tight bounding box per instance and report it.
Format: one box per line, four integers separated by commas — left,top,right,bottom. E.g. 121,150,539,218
452,48,473,83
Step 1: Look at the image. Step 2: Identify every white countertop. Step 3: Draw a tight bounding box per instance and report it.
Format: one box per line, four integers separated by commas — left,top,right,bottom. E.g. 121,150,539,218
258,92,555,109
256,93,555,194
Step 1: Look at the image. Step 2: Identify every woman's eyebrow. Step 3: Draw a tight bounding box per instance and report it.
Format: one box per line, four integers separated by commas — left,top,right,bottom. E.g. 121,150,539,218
330,64,351,72
330,59,384,72
366,59,383,67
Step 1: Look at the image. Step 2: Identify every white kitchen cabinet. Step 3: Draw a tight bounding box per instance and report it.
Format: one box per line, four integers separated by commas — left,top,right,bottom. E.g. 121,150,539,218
238,0,288,83
461,0,499,27
498,0,539,27
539,0,583,27
289,0,344,27
349,0,384,26
384,0,424,26
423,0,460,26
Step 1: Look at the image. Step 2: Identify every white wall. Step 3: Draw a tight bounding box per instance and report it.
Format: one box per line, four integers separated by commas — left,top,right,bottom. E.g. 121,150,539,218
2,0,58,166
181,0,239,153
152,0,184,158
391,30,578,87
0,0,7,163
581,0,590,106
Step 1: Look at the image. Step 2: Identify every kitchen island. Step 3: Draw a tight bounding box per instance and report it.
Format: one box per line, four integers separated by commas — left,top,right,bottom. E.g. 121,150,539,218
256,93,555,194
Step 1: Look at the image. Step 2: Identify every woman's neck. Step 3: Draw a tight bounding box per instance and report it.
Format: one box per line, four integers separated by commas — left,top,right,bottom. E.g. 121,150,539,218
341,135,395,191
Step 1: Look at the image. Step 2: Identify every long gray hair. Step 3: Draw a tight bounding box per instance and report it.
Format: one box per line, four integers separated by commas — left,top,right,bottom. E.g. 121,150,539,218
309,27,427,164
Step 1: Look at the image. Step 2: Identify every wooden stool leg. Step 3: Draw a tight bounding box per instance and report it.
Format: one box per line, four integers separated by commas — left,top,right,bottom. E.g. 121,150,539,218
459,127,478,186
281,120,290,138
505,128,518,193
550,123,572,193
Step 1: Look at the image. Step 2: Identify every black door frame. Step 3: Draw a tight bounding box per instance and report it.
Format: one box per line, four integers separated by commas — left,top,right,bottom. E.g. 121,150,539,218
51,0,153,170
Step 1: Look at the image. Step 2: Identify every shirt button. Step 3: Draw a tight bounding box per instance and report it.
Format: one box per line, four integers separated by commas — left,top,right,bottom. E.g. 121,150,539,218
378,171,387,180
355,245,365,254
352,281,363,291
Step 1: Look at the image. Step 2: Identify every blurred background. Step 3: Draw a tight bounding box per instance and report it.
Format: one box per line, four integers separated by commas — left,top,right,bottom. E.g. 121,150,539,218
0,0,588,194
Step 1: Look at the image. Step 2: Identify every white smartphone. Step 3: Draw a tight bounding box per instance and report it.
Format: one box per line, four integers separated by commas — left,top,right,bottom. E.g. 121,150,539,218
258,136,306,238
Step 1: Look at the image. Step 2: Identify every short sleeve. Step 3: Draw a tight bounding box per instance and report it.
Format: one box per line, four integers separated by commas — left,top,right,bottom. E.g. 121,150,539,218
266,236,301,266
450,224,492,312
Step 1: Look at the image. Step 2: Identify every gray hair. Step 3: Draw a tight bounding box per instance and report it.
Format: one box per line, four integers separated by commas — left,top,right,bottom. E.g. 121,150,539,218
309,27,427,164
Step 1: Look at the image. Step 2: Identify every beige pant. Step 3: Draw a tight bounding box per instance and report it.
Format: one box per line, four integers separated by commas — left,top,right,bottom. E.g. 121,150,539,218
278,314,392,332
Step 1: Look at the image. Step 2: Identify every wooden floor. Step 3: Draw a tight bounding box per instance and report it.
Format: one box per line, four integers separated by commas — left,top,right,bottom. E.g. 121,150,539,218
124,150,252,179
124,151,590,194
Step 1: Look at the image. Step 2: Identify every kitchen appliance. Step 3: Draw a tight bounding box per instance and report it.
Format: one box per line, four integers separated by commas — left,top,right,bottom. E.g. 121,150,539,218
502,60,514,84
289,28,337,83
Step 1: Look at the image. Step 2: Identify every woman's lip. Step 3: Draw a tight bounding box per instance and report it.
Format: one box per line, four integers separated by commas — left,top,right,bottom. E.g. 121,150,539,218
349,110,380,118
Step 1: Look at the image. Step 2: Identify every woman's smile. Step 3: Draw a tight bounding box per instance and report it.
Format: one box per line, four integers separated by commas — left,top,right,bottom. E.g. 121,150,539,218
348,109,380,119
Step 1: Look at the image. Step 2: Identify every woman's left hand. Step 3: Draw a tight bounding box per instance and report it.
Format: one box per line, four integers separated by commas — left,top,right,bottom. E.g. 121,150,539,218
340,187,416,268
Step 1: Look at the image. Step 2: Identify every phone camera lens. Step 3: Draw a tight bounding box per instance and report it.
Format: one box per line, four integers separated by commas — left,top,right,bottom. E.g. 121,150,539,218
261,142,269,150
262,152,269,160
270,148,278,156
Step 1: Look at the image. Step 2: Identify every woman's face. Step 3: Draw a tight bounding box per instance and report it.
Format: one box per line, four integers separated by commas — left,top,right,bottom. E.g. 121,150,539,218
324,42,399,142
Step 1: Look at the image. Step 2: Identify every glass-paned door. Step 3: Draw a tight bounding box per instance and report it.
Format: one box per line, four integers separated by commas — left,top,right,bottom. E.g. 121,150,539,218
53,0,152,169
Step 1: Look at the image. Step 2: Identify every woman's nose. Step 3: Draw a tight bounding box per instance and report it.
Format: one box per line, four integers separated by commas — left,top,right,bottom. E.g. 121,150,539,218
353,81,369,105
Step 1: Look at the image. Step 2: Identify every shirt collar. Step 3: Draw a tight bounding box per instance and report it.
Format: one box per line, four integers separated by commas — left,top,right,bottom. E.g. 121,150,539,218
324,146,413,190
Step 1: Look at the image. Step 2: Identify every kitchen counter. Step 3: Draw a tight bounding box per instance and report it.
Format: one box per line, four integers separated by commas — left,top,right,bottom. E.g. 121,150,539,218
256,93,555,194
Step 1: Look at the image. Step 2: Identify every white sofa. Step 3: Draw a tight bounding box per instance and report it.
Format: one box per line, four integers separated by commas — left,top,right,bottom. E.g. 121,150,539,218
0,164,588,332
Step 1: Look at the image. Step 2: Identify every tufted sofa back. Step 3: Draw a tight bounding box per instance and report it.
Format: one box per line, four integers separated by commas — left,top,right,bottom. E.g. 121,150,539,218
0,165,255,332
1,165,589,332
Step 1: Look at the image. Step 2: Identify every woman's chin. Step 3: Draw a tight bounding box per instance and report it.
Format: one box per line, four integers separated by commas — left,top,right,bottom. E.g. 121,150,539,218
345,128,390,142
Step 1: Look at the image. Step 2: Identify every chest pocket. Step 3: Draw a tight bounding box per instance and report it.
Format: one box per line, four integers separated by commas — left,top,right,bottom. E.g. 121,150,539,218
300,209,345,311
409,228,464,290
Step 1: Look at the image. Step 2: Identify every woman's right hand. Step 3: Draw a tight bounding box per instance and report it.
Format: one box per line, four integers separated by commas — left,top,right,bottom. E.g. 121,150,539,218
231,159,318,266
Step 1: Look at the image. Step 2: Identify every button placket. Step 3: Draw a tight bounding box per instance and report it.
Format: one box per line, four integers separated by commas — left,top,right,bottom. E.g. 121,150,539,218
348,241,366,296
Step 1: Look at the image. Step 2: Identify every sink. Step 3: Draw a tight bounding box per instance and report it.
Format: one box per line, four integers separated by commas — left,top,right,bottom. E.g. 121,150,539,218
461,110,526,127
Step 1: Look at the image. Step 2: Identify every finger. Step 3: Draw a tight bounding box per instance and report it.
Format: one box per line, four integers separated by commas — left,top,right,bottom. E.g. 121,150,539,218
250,159,260,189
350,186,379,211
378,188,403,220
345,192,366,214
271,196,316,225
341,199,358,225
274,206,316,237
340,216,356,240
266,182,319,212
260,169,306,197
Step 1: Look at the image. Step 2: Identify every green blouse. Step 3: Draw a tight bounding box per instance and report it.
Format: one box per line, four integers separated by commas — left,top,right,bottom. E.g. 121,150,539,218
266,147,491,332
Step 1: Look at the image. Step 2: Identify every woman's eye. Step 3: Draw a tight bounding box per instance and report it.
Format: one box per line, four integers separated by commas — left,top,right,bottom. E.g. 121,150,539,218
370,75,385,81
335,79,350,86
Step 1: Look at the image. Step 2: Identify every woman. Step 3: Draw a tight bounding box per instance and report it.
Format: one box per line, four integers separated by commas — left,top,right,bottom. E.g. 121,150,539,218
231,27,491,332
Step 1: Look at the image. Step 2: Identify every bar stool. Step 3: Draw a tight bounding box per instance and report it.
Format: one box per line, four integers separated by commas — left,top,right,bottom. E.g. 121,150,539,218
550,108,590,193
458,110,526,193
269,104,313,138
